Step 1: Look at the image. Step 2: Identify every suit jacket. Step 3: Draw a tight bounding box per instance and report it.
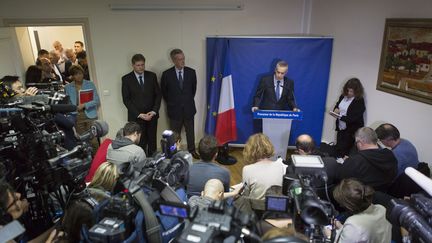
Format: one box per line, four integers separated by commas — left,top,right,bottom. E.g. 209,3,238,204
121,71,162,121
161,66,197,119
63,60,72,77
61,60,73,83
253,75,297,110
333,95,365,133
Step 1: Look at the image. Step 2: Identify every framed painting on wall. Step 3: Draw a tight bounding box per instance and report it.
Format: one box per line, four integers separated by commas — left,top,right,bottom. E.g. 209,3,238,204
377,18,432,105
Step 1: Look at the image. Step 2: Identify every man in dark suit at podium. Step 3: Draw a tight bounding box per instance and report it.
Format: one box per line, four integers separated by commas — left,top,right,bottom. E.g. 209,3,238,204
252,60,299,112
161,49,200,159
122,54,162,156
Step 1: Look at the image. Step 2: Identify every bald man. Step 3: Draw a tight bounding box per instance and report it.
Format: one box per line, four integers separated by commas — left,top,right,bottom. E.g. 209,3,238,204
65,48,78,65
295,134,319,155
188,178,244,209
292,134,338,187
52,40,68,62
188,179,224,209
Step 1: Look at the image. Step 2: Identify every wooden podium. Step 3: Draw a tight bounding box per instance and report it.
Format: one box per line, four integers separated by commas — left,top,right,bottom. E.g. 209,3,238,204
253,110,303,159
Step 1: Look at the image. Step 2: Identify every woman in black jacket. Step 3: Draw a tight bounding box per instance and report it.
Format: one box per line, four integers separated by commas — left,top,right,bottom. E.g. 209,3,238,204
330,78,365,158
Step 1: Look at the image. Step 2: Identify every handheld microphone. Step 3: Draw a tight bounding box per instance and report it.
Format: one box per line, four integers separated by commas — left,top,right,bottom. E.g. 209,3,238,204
78,120,109,142
290,179,302,213
405,167,432,197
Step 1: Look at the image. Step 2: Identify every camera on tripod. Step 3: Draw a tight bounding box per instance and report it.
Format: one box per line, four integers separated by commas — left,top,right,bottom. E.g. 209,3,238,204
282,154,335,242
0,86,108,237
87,130,191,243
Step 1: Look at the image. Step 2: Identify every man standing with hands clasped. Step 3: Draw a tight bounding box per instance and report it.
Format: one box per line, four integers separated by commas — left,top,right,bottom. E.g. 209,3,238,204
161,49,200,159
121,54,161,156
252,60,299,112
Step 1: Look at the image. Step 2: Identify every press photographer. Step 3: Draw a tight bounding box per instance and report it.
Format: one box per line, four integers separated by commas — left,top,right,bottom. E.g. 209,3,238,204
78,129,192,243
1,75,38,97
0,78,108,239
0,182,53,242
107,121,146,174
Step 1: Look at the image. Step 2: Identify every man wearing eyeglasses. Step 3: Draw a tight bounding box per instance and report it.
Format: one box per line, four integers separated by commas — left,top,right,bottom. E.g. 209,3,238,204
334,127,398,192
0,182,56,242
0,182,29,224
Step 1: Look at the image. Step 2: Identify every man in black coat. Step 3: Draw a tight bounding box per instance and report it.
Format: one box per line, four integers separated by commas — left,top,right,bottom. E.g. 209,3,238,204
335,127,398,192
161,49,199,159
252,60,299,112
121,54,161,156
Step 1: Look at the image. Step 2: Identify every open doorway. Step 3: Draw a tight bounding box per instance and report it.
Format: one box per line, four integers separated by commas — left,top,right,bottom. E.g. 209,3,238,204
3,18,97,88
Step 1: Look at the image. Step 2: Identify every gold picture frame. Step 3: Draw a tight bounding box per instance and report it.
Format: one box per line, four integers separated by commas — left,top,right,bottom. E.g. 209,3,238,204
377,18,432,105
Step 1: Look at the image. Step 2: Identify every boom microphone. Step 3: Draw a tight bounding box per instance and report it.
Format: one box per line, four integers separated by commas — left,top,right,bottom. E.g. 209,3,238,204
10,94,50,104
17,103,77,113
405,167,432,197
46,104,77,113
78,120,109,141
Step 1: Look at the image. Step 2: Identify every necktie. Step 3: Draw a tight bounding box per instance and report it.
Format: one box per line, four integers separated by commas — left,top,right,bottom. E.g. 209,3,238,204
276,80,281,101
178,71,183,89
139,75,144,87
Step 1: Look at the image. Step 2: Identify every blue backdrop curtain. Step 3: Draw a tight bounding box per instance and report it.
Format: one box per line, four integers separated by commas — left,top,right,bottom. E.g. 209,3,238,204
206,37,333,145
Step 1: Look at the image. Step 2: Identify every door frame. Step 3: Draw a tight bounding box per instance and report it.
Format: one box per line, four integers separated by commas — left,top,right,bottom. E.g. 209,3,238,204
3,18,103,120
3,18,98,89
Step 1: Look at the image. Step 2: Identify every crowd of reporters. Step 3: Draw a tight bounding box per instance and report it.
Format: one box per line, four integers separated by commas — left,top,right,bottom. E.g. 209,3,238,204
1,120,430,242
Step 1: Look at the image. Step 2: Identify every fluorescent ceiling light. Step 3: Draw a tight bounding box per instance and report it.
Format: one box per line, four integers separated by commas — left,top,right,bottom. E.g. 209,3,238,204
109,3,243,11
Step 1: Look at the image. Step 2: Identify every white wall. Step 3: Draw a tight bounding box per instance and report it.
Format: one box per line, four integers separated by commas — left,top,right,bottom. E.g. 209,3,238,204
1,0,431,163
0,0,305,147
0,28,25,77
311,0,432,163
14,27,34,72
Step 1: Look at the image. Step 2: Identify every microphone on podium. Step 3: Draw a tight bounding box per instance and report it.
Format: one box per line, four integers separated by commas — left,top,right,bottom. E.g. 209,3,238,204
405,167,432,197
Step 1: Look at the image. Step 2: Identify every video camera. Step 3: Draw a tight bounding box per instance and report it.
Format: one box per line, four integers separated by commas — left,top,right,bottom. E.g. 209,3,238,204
87,130,191,243
0,84,108,237
159,199,258,243
26,81,63,93
387,167,432,242
121,130,192,188
283,155,335,242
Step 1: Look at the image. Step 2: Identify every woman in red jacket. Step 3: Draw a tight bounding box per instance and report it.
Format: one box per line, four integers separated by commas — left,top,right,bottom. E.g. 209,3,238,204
85,128,123,182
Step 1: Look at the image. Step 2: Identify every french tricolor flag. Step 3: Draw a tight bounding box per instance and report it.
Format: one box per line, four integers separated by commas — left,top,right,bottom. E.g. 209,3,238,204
215,52,237,145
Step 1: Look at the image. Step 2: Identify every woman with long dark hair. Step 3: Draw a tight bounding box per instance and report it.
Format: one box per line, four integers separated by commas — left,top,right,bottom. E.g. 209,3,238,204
330,78,365,158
